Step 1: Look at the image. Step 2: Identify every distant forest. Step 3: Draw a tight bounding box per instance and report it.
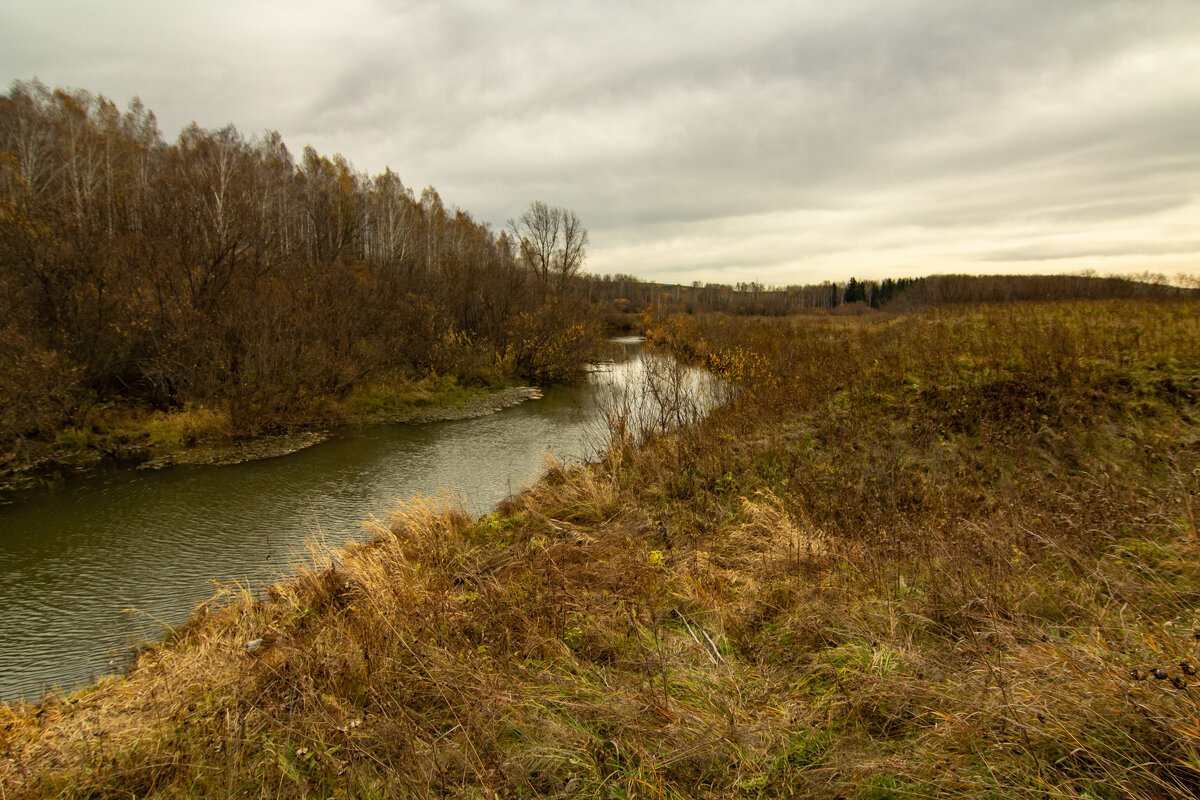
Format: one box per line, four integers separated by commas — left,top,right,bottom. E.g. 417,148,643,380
2,80,1194,452
582,271,1195,317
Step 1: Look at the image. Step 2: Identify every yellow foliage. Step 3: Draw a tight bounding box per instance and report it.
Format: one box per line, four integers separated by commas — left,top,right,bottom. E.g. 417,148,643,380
705,345,779,395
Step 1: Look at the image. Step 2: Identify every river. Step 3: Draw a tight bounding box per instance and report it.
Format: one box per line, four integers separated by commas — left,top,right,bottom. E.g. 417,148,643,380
0,341,718,702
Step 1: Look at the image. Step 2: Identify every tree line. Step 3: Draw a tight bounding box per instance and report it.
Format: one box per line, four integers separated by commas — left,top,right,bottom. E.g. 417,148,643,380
580,272,1193,319
0,80,599,448
580,274,917,316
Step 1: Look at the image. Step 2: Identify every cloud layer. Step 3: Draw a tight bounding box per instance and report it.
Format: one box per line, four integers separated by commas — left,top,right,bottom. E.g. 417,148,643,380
3,0,1198,284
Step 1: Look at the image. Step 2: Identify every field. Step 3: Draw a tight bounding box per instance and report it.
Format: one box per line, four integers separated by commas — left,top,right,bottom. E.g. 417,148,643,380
3,299,1199,798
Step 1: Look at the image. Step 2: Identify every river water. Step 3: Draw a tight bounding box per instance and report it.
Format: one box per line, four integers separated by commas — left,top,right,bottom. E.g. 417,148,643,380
0,341,717,702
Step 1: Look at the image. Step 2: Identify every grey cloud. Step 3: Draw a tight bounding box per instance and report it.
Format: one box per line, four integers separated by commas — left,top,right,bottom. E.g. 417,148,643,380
2,0,1198,284
984,240,1200,264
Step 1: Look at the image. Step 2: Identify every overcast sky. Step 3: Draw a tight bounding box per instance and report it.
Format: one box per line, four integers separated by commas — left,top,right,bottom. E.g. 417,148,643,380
3,0,1198,285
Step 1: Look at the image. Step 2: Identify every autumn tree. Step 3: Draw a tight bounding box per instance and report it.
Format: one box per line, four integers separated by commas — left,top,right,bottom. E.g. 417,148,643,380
0,80,606,445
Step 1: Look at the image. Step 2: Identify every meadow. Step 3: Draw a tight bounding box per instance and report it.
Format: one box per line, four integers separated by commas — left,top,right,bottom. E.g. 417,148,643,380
3,298,1198,798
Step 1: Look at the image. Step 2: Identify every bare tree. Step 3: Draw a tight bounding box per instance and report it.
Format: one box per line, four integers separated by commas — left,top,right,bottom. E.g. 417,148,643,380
508,201,587,287
556,207,588,287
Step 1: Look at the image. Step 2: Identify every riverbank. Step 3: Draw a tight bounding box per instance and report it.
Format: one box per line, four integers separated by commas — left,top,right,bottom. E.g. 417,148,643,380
0,377,542,499
3,299,1199,798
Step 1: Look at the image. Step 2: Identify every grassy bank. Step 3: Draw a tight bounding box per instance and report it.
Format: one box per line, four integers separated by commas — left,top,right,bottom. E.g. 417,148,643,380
2,299,1199,798
0,372,522,495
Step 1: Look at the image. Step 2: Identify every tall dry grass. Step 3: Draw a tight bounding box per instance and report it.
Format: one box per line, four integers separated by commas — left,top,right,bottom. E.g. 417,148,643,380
2,298,1198,798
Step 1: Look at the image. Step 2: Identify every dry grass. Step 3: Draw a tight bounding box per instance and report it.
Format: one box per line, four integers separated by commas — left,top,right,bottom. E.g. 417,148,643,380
2,298,1199,798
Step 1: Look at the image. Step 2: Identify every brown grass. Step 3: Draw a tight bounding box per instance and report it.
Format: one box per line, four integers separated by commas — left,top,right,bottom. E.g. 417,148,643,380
2,298,1199,798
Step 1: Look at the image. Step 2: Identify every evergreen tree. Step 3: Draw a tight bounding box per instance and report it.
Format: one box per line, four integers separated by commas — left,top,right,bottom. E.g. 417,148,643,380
844,277,866,304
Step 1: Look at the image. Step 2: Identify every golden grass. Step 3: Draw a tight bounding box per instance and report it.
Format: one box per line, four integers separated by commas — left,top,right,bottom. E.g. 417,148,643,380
2,298,1199,798
138,404,234,447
